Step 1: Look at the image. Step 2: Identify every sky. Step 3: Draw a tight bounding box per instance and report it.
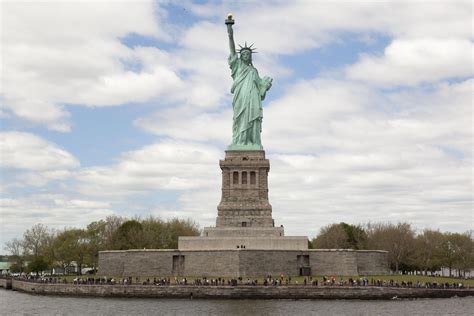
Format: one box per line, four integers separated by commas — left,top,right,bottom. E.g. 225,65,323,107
0,0,472,250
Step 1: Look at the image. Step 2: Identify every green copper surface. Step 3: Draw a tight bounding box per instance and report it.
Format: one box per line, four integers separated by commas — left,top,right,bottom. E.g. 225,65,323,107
226,15,272,151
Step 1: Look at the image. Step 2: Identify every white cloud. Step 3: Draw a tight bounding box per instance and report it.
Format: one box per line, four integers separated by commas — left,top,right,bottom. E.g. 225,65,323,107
0,194,114,247
75,66,183,106
263,79,375,152
0,131,79,187
135,106,232,144
263,78,472,154
76,140,221,197
151,189,219,226
0,131,79,171
346,38,473,86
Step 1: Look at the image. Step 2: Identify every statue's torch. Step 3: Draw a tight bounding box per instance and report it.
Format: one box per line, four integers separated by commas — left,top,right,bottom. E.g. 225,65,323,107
225,13,234,25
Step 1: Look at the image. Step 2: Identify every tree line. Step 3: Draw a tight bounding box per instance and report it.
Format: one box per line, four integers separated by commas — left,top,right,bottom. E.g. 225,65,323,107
4,216,199,275
309,222,473,277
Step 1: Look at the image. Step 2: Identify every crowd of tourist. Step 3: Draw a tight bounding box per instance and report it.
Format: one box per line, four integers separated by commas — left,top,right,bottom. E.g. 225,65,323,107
318,276,466,289
4,274,468,289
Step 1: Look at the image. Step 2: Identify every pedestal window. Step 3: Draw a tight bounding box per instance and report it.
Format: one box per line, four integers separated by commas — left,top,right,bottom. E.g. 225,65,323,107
250,171,256,185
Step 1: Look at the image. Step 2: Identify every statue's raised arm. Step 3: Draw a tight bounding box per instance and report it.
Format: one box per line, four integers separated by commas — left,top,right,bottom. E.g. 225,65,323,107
225,13,236,56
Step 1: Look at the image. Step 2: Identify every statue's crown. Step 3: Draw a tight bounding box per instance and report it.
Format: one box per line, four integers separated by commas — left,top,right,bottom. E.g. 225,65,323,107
237,42,257,54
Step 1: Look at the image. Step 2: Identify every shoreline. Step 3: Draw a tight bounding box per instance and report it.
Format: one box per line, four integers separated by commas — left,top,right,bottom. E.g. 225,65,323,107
2,279,472,300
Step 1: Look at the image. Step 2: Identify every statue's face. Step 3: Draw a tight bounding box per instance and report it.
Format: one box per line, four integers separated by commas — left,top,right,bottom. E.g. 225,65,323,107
240,50,251,63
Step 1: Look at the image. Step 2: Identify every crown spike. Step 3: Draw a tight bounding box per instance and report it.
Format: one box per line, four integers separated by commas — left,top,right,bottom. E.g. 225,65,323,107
237,42,258,53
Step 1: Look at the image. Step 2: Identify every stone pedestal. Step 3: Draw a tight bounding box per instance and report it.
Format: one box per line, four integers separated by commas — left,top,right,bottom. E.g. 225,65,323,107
216,150,273,228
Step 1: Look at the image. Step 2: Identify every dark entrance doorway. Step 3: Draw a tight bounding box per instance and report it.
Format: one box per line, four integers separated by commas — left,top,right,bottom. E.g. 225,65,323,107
299,267,311,276
172,255,185,275
297,254,311,276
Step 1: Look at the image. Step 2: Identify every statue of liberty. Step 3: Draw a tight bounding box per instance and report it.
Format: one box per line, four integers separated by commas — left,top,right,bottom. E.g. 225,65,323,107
226,14,273,151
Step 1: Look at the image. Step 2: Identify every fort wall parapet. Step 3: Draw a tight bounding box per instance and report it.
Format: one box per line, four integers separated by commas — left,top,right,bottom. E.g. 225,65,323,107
98,249,389,277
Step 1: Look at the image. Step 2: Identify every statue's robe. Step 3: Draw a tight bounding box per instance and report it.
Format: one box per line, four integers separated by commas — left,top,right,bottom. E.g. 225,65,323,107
228,53,270,149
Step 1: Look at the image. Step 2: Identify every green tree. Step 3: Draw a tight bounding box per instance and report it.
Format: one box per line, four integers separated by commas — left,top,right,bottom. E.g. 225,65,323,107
311,222,367,250
413,229,444,274
9,263,23,273
111,220,145,250
141,217,166,249
441,231,473,277
162,218,200,249
27,256,49,275
111,217,200,250
366,222,416,273
83,215,125,267
23,223,50,257
451,231,474,277
4,238,26,273
54,229,88,275
41,229,58,274
340,223,367,249
312,223,351,249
